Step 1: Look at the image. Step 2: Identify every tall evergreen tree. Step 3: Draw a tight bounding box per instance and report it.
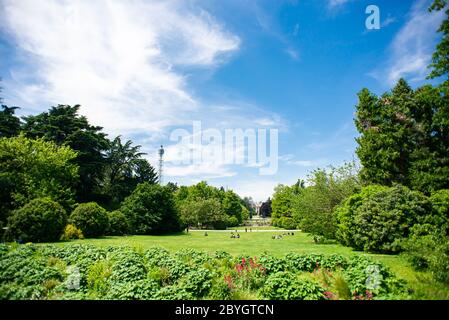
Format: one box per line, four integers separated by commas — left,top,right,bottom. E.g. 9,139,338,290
22,105,109,202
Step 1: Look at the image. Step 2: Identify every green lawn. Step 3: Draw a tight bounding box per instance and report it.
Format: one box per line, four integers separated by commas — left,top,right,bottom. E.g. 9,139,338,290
49,231,449,299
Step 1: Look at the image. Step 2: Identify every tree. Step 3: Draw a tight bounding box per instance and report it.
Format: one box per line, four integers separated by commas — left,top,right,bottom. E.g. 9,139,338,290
0,106,21,138
242,196,256,219
272,184,300,225
292,162,360,239
120,182,181,234
22,105,109,203
102,136,157,208
428,0,449,81
222,190,243,224
260,198,272,218
355,80,449,193
0,135,78,225
179,198,227,229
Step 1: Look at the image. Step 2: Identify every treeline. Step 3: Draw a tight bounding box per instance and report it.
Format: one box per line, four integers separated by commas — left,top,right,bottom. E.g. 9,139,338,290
272,0,449,284
0,102,253,242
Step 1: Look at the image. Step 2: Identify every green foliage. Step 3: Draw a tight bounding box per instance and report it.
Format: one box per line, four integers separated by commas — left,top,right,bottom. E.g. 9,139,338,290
0,105,21,138
272,184,299,220
337,185,430,253
178,268,213,297
261,272,324,300
102,136,157,209
429,189,449,233
355,80,449,194
227,215,239,228
106,279,160,300
222,190,244,224
22,105,109,204
402,228,449,284
0,244,411,300
69,202,109,238
292,162,361,239
343,256,406,298
121,182,181,234
6,198,67,242
336,185,389,247
274,216,297,229
0,135,78,223
175,181,247,228
107,210,129,236
0,245,65,299
428,0,449,81
179,198,228,229
60,224,84,241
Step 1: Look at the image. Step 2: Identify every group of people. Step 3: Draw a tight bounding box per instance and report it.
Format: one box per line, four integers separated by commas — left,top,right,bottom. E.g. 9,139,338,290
271,232,295,240
230,232,240,238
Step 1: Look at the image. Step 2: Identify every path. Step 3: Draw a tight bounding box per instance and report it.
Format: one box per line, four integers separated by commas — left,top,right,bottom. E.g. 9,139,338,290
189,229,301,233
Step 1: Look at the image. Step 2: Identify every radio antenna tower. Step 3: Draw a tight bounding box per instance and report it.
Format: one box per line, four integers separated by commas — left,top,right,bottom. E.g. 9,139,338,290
158,145,164,185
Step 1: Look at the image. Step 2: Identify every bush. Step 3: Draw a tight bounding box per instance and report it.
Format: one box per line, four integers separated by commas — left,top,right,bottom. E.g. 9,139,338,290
121,183,180,234
276,217,297,230
6,198,67,242
337,185,430,253
178,268,213,297
60,224,84,241
227,216,239,228
343,256,406,298
402,229,449,284
336,185,389,248
429,189,449,234
107,211,129,236
69,202,109,238
261,272,324,300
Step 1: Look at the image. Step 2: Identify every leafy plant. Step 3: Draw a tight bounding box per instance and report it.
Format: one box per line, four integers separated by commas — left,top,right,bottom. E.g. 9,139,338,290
69,202,109,238
6,198,67,242
261,272,324,300
60,224,84,241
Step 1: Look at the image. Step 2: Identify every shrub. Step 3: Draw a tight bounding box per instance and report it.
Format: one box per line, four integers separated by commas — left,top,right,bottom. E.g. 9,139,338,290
261,272,324,300
429,189,449,234
402,230,449,284
337,185,430,253
121,183,181,234
6,198,67,242
276,217,297,230
60,224,84,241
336,185,389,247
343,256,406,297
259,254,286,275
107,211,129,236
178,268,213,297
106,279,159,300
69,202,109,238
227,216,239,228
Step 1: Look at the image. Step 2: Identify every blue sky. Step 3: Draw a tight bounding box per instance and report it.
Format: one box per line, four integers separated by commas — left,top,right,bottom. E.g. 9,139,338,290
0,0,445,201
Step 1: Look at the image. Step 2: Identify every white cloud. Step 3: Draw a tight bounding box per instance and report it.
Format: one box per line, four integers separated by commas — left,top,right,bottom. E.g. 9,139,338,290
327,0,351,9
285,48,300,60
371,0,444,86
1,0,240,137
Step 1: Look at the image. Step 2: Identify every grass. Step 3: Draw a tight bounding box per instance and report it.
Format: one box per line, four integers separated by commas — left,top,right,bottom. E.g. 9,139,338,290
49,231,449,299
